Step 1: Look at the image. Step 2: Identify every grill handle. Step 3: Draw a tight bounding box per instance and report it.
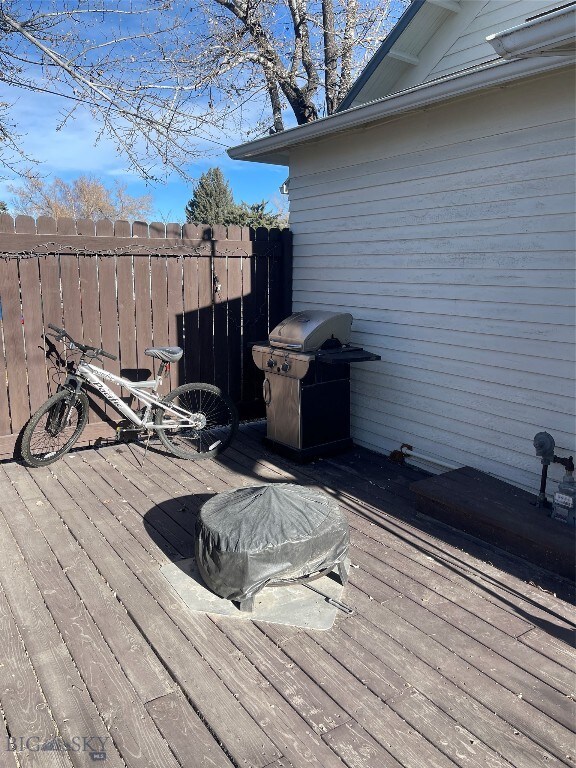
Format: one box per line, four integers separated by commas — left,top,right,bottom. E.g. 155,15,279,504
263,377,271,405
271,342,302,350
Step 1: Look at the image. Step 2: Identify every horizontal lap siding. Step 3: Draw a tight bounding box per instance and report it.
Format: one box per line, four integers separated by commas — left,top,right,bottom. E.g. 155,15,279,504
288,69,575,493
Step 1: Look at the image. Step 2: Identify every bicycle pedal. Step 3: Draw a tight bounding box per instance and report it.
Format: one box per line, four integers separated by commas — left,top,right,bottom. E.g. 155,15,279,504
115,421,141,443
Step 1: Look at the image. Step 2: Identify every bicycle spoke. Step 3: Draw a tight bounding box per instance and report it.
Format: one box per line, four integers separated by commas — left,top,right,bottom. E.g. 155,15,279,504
155,383,238,459
22,393,88,466
29,411,79,457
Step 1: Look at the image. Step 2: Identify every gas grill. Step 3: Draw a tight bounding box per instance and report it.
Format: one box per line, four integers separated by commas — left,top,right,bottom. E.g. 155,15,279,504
253,310,380,461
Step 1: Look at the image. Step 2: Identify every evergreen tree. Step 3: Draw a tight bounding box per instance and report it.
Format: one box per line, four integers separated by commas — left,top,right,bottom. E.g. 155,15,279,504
0,201,7,214
229,201,282,229
185,168,235,225
185,168,283,228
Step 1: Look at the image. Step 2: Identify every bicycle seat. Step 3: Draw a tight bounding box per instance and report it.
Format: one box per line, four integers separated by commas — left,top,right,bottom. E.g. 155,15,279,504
144,346,183,363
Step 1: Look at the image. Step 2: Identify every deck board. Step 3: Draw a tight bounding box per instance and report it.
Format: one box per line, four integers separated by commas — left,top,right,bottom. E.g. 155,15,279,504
338,614,545,768
0,586,73,768
0,424,573,768
258,623,456,768
0,501,126,768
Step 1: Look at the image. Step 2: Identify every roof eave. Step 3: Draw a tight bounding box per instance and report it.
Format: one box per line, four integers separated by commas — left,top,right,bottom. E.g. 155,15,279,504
336,0,427,113
227,55,573,166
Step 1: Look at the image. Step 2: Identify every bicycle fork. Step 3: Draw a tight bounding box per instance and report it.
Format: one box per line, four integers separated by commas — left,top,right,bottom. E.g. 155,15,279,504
48,381,83,435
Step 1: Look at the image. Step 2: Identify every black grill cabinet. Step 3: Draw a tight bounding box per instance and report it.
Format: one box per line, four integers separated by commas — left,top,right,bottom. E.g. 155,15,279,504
252,310,380,461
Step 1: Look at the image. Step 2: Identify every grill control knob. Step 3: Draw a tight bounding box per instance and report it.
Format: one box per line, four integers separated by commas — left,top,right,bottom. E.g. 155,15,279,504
281,362,290,372
267,358,275,368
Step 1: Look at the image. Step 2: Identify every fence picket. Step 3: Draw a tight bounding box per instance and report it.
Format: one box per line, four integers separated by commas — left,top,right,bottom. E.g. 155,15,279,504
166,223,181,239
150,255,170,395
57,217,76,235
166,257,184,390
112,220,128,237
61,255,84,352
0,334,10,436
0,257,29,432
150,222,165,239
133,221,149,239
213,254,229,394
15,215,36,234
38,255,64,397
76,219,95,237
0,258,14,435
79,256,101,349
243,247,270,408
37,216,57,235
181,256,200,386
227,255,243,405
19,256,48,414
134,255,154,375
0,214,15,233
116,255,137,373
97,256,120,376
198,255,214,385
79,255,103,424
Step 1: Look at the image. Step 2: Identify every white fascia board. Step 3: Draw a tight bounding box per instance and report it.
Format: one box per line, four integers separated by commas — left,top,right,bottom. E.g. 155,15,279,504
486,5,576,60
228,55,573,165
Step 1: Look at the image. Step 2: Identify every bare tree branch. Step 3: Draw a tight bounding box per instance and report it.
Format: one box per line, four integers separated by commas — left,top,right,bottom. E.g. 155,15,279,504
0,0,408,179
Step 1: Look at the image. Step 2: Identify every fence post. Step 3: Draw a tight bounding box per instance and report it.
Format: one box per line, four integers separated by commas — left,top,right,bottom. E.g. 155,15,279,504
280,228,293,318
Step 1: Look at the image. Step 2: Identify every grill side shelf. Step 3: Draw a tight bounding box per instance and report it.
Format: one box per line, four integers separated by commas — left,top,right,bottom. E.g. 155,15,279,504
315,348,381,364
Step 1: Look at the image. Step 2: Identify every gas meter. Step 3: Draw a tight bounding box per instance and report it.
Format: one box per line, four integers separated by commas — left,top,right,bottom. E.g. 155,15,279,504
533,432,575,523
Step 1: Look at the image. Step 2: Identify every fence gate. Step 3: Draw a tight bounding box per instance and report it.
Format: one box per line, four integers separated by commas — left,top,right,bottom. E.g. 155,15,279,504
0,216,292,460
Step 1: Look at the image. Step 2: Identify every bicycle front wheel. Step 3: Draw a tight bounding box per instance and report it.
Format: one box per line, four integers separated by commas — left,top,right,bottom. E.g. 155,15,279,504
21,390,89,467
155,383,238,460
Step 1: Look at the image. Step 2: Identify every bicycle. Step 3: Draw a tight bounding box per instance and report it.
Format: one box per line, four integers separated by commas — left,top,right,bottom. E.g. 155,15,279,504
20,323,239,467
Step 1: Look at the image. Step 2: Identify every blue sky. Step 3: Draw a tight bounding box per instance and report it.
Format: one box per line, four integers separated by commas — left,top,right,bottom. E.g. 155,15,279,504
0,84,288,222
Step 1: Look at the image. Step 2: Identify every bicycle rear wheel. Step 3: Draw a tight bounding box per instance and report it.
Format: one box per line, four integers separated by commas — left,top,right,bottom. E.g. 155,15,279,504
155,383,238,460
21,390,89,467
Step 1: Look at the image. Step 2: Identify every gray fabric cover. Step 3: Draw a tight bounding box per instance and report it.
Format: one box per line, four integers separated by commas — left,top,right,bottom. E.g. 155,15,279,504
195,483,349,602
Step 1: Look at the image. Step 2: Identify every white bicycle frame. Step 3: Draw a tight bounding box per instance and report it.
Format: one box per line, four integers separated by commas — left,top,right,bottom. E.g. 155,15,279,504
75,362,201,431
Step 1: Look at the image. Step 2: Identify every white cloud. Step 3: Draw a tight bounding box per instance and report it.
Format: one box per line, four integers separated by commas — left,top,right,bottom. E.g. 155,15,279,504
5,89,123,175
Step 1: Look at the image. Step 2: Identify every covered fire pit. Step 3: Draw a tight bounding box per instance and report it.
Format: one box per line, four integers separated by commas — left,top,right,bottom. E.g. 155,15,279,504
195,483,350,612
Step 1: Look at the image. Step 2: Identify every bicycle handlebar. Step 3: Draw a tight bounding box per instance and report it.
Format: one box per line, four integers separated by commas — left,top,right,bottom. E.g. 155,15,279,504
47,323,117,360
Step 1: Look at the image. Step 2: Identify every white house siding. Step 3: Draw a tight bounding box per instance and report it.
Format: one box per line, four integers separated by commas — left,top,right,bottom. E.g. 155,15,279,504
287,67,575,494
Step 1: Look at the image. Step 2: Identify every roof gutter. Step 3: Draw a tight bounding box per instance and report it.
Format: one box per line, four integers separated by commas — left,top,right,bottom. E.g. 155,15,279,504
228,54,573,165
486,4,576,60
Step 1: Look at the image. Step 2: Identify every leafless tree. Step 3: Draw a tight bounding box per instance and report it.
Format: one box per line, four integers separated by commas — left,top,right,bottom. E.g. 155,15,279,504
0,1,407,178
195,0,406,134
8,171,154,221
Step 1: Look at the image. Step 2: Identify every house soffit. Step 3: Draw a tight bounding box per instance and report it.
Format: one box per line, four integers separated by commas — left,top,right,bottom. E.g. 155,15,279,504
337,0,464,111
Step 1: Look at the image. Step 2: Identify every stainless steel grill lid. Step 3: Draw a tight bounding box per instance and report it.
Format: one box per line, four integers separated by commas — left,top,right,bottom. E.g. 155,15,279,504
268,310,353,352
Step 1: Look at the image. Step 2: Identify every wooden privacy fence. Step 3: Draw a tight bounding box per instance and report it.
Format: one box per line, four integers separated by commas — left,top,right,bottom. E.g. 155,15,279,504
0,215,292,459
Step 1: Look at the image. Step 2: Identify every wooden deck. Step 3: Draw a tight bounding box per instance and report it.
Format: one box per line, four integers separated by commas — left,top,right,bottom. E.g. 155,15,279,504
0,422,574,768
